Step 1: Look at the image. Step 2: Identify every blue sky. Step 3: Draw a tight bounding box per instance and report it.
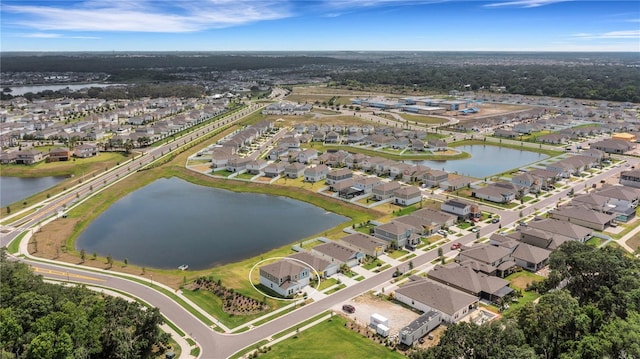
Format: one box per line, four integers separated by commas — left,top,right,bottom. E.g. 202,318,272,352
1,0,638,52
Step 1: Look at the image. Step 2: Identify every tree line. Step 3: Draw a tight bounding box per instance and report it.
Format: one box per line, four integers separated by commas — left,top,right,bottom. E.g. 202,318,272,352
330,64,640,102
0,250,170,359
410,242,640,359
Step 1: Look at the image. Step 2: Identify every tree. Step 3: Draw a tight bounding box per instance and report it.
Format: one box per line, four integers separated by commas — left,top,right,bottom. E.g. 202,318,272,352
106,255,113,269
6,206,10,214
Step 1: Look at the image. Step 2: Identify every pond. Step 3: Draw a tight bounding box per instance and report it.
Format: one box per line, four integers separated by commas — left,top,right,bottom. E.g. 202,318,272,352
0,176,67,207
76,177,348,270
408,145,548,178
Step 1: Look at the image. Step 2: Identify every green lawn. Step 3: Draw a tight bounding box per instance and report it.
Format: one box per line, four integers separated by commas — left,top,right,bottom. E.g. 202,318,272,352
586,237,606,247
318,278,338,291
235,172,255,180
324,284,346,294
386,249,409,259
362,258,385,270
181,289,271,329
259,316,405,359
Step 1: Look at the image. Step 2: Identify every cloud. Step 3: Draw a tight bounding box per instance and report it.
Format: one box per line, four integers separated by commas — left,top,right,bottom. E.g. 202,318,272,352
4,0,291,33
571,29,640,40
15,32,100,39
484,0,570,8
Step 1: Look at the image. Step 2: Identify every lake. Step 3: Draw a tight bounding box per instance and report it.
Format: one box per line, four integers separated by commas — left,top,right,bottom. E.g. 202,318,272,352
76,177,348,270
409,145,548,178
0,176,67,207
7,83,120,96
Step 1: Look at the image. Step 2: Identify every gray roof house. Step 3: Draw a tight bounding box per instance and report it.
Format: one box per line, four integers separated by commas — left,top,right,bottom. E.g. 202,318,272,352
259,260,310,297
394,279,478,323
304,164,329,183
311,242,364,268
428,263,513,303
372,181,402,201
548,206,616,231
288,252,339,278
339,233,388,258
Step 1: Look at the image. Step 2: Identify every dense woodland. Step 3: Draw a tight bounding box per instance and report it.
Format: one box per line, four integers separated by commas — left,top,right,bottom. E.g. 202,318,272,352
330,64,640,103
410,242,640,359
0,251,169,359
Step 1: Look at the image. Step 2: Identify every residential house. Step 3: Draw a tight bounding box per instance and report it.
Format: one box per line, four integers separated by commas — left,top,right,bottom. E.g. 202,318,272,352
339,233,388,258
549,205,614,231
493,129,519,139
15,150,46,165
226,157,251,172
472,183,516,203
304,164,329,183
411,139,425,151
520,218,593,249
267,146,289,161
455,243,516,278
428,263,513,303
402,208,456,235
259,260,310,297
74,144,99,158
284,163,306,178
373,221,420,248
510,242,551,272
620,170,640,189
311,242,364,268
344,153,367,169
439,175,473,192
48,147,71,162
394,279,478,323
326,168,353,185
393,186,423,206
427,139,447,151
353,176,382,193
590,139,635,154
440,199,480,220
422,169,449,188
537,133,567,144
246,159,268,175
211,148,235,169
297,149,318,164
288,252,339,278
512,173,542,193
371,181,402,201
263,162,287,178
325,131,341,143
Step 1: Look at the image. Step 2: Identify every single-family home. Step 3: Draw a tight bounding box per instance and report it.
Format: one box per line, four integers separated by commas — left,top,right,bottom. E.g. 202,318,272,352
591,139,635,154
263,162,287,178
393,186,423,206
519,218,593,249
297,149,318,164
259,260,310,297
620,170,640,189
548,206,615,231
304,164,329,183
245,159,268,175
339,233,388,258
353,176,382,194
440,199,479,220
310,242,364,268
288,252,339,278
509,242,551,272
326,168,353,185
15,150,46,165
427,139,447,151
373,221,420,248
422,170,449,188
512,173,542,193
472,183,517,203
226,157,252,172
428,263,513,303
455,243,516,278
284,163,307,178
371,181,402,201
74,144,99,158
394,279,478,323
48,147,71,162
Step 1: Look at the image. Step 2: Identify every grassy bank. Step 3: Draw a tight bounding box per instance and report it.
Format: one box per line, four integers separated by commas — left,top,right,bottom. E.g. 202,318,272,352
450,139,564,158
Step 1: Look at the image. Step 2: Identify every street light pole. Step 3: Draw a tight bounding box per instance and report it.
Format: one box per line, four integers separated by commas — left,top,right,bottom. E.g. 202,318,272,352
150,274,153,287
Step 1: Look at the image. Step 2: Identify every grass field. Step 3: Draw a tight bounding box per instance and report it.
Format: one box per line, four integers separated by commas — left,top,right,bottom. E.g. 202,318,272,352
396,113,447,125
259,316,405,359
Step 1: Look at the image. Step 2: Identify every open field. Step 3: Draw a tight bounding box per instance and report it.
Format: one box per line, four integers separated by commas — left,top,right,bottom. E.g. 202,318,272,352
259,315,405,359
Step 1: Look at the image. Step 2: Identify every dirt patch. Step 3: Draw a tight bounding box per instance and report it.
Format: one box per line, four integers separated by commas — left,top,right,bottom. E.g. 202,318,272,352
336,292,421,336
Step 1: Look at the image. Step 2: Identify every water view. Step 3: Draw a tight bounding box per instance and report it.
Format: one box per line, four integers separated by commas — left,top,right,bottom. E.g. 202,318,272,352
76,177,348,270
0,176,67,207
410,145,548,178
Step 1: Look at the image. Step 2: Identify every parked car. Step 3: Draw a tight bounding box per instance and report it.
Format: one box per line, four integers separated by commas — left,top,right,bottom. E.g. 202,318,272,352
437,229,448,236
491,218,500,224
450,242,462,250
342,304,356,313
471,228,479,233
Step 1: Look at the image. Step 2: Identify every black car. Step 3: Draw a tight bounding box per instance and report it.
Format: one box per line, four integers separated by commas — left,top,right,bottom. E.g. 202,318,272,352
491,218,500,224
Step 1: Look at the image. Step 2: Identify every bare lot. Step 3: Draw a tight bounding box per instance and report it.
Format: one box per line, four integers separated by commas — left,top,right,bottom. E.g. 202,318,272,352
335,292,421,336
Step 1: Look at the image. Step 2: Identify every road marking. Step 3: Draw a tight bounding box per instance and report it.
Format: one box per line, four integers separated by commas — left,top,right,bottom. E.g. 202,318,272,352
31,266,106,282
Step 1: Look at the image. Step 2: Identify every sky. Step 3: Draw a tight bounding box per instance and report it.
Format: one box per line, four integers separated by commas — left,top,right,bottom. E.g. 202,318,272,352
1,0,639,52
